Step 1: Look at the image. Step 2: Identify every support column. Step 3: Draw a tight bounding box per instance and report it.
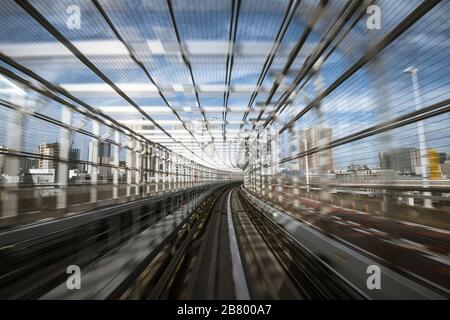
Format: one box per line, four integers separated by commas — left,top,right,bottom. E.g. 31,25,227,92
135,142,141,196
288,105,299,208
173,156,178,190
113,131,120,199
170,155,175,190
126,138,133,197
2,95,26,218
57,107,71,211
161,153,166,192
145,144,151,195
188,162,192,187
155,153,159,193
150,147,155,194
90,120,99,203
313,59,331,215
182,160,186,188
371,57,392,214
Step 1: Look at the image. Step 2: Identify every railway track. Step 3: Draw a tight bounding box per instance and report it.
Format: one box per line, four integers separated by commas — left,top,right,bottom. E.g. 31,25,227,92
126,185,363,299
237,190,363,299
168,186,236,299
231,188,304,299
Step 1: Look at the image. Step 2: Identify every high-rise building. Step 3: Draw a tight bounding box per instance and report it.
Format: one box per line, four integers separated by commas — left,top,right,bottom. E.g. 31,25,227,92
441,160,450,179
37,143,60,170
87,141,112,178
68,147,81,170
299,127,334,174
98,142,111,165
438,152,447,164
379,148,422,176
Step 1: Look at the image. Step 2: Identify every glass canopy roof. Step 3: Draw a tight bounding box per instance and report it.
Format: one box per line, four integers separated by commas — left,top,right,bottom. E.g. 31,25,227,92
1,0,447,171
0,0,330,171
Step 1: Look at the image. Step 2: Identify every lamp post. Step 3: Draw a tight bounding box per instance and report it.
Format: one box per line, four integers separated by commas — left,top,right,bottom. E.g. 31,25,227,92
404,67,432,208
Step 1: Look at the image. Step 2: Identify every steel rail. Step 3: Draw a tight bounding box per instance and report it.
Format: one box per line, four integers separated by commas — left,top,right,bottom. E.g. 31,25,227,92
0,56,229,174
165,0,228,167
0,53,148,146
238,188,364,299
0,98,130,151
250,0,333,129
145,184,237,299
278,0,442,134
14,0,217,167
240,0,300,129
91,0,214,165
222,0,241,141
264,0,370,128
278,98,450,164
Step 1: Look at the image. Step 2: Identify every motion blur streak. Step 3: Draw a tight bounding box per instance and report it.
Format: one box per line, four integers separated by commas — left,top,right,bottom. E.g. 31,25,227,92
0,0,449,300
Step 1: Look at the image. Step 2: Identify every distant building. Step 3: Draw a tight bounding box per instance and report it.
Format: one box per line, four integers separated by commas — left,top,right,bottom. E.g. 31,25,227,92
23,168,55,184
379,148,422,176
427,149,442,180
358,169,396,180
98,142,111,165
1,145,36,176
69,169,79,179
335,166,396,181
20,157,37,172
335,169,351,176
68,147,81,170
299,127,334,174
442,160,450,179
348,163,369,172
117,160,127,179
0,174,21,184
87,141,112,178
37,143,60,170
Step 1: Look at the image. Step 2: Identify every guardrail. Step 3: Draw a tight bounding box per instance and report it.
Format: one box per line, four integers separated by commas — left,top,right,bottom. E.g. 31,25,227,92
240,188,448,300
0,181,239,299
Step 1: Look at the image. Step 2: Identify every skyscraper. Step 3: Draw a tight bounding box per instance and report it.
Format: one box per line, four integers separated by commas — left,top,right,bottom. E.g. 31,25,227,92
37,143,60,170
299,127,334,174
68,147,81,170
379,148,422,176
87,141,112,178
98,142,111,165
